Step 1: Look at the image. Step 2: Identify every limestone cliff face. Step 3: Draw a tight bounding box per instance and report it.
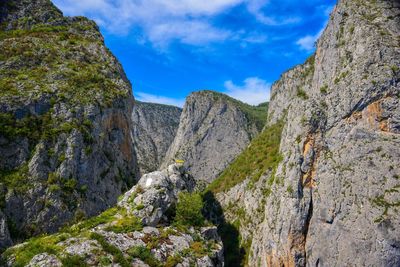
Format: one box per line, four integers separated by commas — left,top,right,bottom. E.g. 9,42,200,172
212,0,400,266
162,91,266,183
131,101,182,175
0,0,138,247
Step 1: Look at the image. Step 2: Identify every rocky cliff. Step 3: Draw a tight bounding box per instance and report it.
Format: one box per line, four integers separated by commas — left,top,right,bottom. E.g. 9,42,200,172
2,164,224,267
0,0,138,248
132,101,182,175
208,0,400,266
162,91,267,183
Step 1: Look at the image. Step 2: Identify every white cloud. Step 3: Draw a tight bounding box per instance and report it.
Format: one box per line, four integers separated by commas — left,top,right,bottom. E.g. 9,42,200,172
53,0,242,44
52,0,295,46
224,77,270,105
296,5,333,51
135,92,185,107
296,28,324,51
148,20,231,46
246,0,300,26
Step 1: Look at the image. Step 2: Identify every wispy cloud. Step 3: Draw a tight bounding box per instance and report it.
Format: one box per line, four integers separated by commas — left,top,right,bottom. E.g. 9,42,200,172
296,5,333,51
135,92,185,107
246,0,301,26
148,20,231,46
224,77,270,105
296,27,324,51
53,0,299,47
53,0,243,44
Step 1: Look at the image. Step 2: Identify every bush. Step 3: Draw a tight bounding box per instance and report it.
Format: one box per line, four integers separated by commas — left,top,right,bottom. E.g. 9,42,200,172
127,246,160,267
61,255,88,267
174,192,205,227
90,232,130,267
296,88,309,100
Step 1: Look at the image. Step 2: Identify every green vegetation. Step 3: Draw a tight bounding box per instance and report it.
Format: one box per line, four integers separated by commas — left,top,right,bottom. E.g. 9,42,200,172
90,232,130,267
208,120,284,193
391,65,399,73
0,113,43,142
127,246,161,267
370,184,400,223
61,255,89,267
320,84,328,94
0,164,30,194
62,207,119,234
0,20,128,105
302,54,315,78
105,215,142,233
174,192,205,227
296,87,309,100
2,234,66,267
199,91,268,131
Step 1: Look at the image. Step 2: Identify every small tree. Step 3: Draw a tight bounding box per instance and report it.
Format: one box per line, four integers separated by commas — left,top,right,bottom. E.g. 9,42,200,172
174,192,205,227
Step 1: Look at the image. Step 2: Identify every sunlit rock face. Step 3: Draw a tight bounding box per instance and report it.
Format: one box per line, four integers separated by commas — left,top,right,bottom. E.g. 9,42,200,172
0,0,139,247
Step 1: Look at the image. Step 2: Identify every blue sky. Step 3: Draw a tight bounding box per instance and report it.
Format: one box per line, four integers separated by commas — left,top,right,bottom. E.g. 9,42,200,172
52,0,335,107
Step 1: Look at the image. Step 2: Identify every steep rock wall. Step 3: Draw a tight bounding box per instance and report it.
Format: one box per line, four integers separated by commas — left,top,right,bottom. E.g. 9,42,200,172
131,101,182,175
0,0,139,247
162,91,263,183
213,0,400,266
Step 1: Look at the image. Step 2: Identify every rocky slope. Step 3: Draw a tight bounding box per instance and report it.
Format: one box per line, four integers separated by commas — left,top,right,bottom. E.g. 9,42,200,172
162,91,268,183
207,0,400,266
2,164,224,267
0,0,138,248
132,101,182,175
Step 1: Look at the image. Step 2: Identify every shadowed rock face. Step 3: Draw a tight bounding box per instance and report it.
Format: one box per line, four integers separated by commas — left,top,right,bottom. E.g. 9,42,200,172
0,0,138,247
131,101,182,175
212,0,400,266
162,91,263,183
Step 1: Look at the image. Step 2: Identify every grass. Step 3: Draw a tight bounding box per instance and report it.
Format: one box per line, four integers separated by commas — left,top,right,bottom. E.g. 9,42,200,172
207,120,284,193
127,246,161,267
61,255,89,267
63,207,119,234
105,215,142,233
90,232,130,267
2,234,66,267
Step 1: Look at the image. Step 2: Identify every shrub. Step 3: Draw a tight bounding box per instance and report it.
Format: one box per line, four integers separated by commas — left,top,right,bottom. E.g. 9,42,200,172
296,88,309,100
320,85,328,94
127,246,160,267
61,255,88,267
174,192,205,227
90,232,130,267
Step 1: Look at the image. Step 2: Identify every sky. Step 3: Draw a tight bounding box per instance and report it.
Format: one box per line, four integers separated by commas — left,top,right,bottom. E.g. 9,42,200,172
52,0,336,107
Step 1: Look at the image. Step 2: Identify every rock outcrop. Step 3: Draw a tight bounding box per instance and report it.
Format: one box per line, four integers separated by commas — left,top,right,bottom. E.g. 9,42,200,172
119,164,195,226
162,90,267,183
132,101,182,175
208,0,400,266
0,0,138,247
2,165,224,267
